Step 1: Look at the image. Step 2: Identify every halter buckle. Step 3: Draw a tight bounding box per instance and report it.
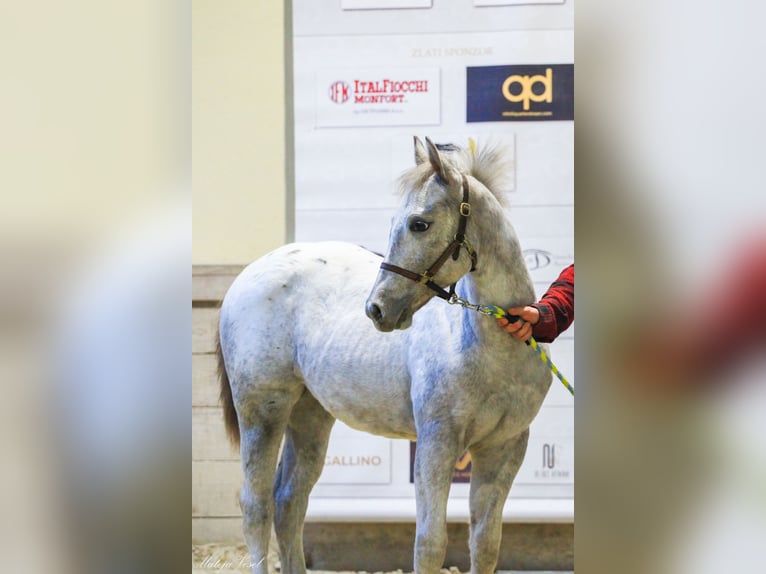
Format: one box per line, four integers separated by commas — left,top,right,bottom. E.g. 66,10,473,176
459,237,474,251
419,271,432,285
459,202,472,217
448,293,462,305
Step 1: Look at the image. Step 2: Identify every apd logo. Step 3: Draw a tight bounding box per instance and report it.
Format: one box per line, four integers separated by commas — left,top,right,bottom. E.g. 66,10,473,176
467,64,574,122
328,81,350,104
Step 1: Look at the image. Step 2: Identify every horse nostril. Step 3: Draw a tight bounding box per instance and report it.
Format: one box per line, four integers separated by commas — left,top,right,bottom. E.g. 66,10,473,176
366,301,383,323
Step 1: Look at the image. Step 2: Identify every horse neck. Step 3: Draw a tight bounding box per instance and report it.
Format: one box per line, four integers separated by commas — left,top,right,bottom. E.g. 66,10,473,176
458,185,536,322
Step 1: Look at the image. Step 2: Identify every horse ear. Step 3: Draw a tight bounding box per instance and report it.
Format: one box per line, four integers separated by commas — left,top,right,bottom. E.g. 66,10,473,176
425,137,460,186
414,136,428,165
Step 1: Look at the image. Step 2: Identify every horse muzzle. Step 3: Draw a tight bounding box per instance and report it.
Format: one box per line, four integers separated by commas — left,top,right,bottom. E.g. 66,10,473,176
365,298,413,332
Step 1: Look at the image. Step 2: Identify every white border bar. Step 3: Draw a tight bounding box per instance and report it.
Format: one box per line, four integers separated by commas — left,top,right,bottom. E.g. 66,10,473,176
306,498,573,523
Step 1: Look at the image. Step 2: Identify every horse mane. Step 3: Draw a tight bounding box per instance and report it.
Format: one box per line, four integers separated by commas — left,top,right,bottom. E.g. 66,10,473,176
397,140,514,207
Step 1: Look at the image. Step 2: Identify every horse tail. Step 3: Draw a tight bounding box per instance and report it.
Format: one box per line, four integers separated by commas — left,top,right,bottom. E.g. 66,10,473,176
217,330,240,448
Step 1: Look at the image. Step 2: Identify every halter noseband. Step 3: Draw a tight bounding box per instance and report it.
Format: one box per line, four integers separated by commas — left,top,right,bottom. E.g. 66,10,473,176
379,174,478,301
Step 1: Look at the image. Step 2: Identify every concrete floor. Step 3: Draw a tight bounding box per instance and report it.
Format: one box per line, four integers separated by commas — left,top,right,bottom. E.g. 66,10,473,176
302,522,573,572
193,523,573,573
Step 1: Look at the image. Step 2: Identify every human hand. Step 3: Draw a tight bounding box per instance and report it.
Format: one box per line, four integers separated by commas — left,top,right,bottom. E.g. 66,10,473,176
497,305,540,341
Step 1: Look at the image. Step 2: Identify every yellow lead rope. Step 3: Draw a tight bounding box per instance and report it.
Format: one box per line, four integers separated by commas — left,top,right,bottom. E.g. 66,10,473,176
527,336,575,396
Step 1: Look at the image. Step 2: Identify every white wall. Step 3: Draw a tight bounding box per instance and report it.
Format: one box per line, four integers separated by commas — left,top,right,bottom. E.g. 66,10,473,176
192,0,288,264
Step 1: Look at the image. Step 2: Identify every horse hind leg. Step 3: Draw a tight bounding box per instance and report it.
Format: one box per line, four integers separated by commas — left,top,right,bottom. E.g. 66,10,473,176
238,385,304,574
273,390,335,574
467,429,530,574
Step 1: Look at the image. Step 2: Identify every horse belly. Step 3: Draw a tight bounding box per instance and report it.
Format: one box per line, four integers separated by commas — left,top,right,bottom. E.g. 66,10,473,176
296,314,416,439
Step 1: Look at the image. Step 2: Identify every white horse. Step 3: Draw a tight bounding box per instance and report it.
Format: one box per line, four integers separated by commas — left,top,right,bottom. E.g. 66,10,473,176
217,137,552,574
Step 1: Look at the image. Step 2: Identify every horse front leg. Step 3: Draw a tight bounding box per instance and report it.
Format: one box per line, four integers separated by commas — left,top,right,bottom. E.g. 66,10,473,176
412,429,462,574
467,428,530,574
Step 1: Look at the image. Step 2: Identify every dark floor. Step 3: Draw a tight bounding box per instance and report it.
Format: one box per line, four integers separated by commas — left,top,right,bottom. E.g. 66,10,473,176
303,522,574,572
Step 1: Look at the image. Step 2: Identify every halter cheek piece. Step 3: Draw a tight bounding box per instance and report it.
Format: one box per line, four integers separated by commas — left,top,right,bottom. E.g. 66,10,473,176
379,174,478,301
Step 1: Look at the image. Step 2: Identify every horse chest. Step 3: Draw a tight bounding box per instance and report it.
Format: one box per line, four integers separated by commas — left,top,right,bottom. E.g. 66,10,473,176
408,346,548,437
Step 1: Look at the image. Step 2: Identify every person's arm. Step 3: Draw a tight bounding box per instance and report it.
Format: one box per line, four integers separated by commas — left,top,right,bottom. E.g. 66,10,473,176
499,264,574,343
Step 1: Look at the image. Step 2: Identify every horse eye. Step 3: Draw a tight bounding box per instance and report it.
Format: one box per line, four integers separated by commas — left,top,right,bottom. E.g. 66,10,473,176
409,219,431,232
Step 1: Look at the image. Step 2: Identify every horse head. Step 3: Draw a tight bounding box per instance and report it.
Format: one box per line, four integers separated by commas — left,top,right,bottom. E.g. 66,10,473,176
366,137,479,332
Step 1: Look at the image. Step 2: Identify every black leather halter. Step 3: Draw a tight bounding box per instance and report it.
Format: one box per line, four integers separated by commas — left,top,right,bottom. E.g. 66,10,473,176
379,174,478,301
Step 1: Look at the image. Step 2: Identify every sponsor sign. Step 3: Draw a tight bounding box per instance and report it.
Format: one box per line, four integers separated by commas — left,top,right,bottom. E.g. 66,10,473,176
342,0,432,9
519,437,573,484
317,422,393,485
409,442,473,483
474,0,564,5
316,67,441,127
515,407,574,485
467,64,573,122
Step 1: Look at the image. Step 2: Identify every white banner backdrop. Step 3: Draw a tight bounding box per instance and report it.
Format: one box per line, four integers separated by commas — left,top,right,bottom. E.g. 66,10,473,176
292,0,573,521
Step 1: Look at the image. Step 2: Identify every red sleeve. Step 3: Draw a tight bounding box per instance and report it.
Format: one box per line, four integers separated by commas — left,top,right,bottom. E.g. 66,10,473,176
530,264,574,343
691,240,766,380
